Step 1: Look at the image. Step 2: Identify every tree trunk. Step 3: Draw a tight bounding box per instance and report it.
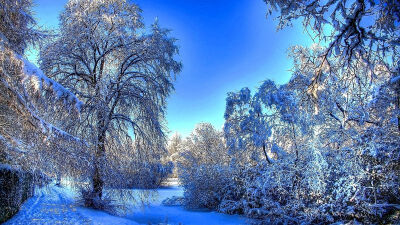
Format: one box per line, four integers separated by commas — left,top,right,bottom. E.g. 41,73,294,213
291,122,300,194
56,172,61,186
92,131,106,199
92,81,107,199
263,144,271,164
397,88,400,132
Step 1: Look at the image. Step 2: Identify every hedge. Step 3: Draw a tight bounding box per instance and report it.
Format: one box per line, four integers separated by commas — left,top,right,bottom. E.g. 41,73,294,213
0,164,34,223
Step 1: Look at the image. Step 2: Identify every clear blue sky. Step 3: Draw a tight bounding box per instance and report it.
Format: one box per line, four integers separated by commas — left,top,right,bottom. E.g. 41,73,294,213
28,0,312,137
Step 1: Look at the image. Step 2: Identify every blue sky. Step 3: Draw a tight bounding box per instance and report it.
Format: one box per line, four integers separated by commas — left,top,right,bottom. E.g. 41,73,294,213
28,0,312,137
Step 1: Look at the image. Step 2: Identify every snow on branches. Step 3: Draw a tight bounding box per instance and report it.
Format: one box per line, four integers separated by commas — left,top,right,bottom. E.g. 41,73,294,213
264,0,400,96
0,0,46,54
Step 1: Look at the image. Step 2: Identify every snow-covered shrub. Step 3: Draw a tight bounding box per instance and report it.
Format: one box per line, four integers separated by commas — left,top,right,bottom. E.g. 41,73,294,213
219,126,399,224
162,196,185,206
233,143,398,224
127,162,173,189
79,187,120,213
104,148,173,189
218,167,247,215
180,164,230,209
178,123,230,209
242,160,300,221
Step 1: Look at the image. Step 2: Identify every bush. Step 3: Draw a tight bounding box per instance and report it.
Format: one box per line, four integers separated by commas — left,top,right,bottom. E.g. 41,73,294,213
105,161,173,189
217,147,400,224
0,164,34,223
134,162,173,189
180,164,230,209
177,123,230,209
162,196,185,206
78,187,120,214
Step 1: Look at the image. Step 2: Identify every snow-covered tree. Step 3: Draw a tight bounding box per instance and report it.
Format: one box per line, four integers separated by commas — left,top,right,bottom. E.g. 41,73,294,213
168,132,183,156
40,0,181,202
224,87,271,163
218,40,400,223
0,0,45,54
179,123,228,172
0,47,87,172
288,44,400,222
264,0,400,90
165,132,183,177
224,80,309,165
0,0,85,180
264,0,400,132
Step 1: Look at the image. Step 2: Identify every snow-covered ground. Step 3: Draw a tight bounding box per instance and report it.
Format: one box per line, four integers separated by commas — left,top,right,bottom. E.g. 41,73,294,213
127,185,248,225
4,185,135,225
4,180,248,225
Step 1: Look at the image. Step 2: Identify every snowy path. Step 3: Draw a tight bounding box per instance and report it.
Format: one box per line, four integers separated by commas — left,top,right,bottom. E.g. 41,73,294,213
4,185,136,225
4,186,91,225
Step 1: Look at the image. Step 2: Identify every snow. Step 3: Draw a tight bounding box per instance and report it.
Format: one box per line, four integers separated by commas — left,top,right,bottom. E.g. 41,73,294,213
160,177,181,186
78,208,138,225
127,186,248,225
0,134,26,154
18,55,83,111
161,196,185,206
5,181,248,225
42,121,88,145
4,185,92,225
0,162,21,172
391,75,400,84
4,184,139,225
